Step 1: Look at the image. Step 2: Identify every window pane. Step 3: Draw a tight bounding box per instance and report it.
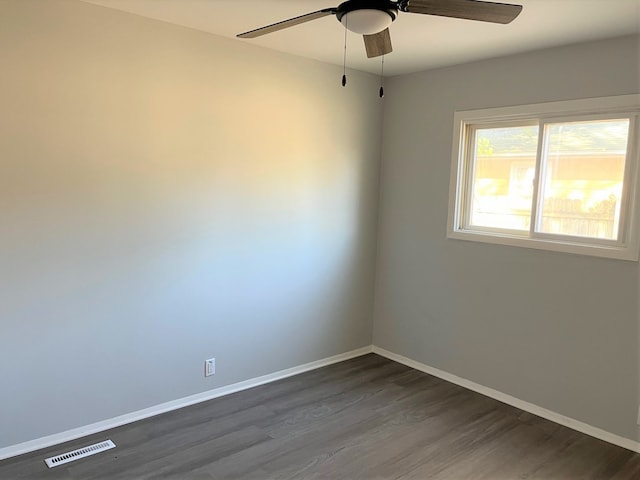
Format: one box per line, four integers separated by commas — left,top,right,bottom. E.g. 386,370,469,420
537,119,629,240
469,125,539,231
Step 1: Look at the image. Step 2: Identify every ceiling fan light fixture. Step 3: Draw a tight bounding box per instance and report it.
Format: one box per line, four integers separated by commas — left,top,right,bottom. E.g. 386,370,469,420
340,9,395,35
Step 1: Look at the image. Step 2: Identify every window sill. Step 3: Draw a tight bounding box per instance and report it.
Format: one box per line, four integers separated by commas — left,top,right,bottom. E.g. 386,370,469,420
447,228,639,261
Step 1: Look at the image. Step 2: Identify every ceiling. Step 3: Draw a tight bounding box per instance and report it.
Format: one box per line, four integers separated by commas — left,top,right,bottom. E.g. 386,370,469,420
82,0,640,76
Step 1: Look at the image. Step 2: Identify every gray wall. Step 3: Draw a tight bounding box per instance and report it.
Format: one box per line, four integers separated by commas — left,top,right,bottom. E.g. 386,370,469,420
373,35,640,442
0,0,382,448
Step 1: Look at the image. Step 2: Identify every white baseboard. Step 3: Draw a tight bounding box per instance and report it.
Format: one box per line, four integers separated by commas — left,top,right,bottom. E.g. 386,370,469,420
0,346,373,461
372,346,640,454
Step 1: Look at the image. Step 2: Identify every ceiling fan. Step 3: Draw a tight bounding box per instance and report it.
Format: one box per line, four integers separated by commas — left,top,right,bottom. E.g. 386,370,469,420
237,0,523,59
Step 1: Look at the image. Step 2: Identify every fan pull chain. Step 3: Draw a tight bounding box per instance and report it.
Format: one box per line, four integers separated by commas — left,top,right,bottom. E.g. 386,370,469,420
342,17,348,87
379,55,385,98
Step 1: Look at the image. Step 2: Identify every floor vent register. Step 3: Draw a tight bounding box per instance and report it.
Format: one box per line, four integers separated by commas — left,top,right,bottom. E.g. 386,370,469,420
44,440,116,468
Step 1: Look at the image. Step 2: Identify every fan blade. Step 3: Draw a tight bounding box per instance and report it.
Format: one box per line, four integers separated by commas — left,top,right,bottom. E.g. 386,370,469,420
237,8,336,38
400,0,522,24
363,29,393,58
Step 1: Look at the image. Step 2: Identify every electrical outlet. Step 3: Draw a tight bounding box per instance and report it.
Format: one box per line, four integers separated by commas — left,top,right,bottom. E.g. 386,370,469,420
637,405,640,425
205,358,216,377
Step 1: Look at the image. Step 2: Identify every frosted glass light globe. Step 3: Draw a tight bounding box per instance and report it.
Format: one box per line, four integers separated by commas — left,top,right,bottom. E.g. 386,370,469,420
340,9,394,35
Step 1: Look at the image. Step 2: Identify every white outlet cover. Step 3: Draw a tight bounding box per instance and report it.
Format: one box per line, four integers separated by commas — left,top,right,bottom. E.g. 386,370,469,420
205,358,215,377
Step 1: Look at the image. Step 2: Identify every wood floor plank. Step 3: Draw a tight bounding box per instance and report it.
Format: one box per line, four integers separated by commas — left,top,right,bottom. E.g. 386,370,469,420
1,354,638,479
610,453,640,479
201,384,410,478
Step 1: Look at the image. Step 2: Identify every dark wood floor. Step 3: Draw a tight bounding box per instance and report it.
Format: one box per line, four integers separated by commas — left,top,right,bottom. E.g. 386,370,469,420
2,354,639,479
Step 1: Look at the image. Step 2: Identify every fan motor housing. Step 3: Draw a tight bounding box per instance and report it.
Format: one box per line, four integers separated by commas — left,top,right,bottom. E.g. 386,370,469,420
335,0,398,24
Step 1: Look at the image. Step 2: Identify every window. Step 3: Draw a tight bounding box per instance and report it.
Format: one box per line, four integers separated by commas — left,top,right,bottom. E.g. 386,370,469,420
448,95,640,260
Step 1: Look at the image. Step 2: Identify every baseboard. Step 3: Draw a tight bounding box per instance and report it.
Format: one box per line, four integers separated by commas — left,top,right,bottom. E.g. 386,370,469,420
372,346,640,454
0,345,373,461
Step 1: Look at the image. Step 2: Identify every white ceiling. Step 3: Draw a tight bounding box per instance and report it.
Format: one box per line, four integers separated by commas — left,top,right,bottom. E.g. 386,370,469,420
82,0,640,76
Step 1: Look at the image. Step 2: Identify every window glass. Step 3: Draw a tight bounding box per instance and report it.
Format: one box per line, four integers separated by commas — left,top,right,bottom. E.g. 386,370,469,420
537,119,629,240
469,125,538,231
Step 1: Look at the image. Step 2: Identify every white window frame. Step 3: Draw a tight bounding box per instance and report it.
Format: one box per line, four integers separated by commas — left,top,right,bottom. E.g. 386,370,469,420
447,95,640,261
